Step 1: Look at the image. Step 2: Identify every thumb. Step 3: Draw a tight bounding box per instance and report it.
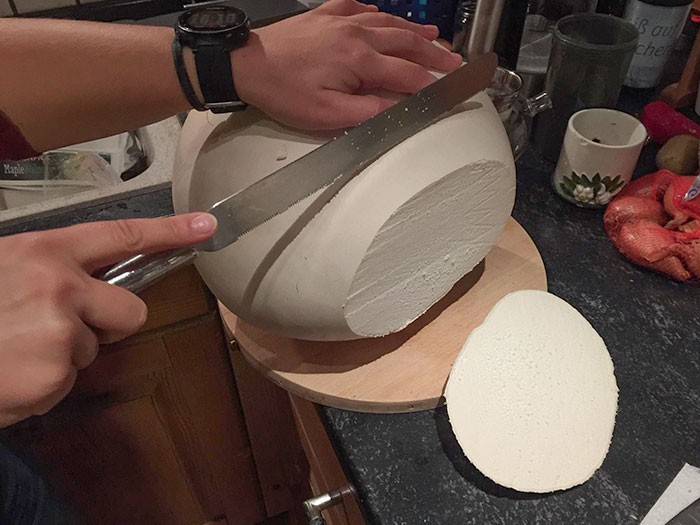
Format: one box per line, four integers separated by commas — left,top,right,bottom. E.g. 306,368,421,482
311,92,394,130
60,213,217,272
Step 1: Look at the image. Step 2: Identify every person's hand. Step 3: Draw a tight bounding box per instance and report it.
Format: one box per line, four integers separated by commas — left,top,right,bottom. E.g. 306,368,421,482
0,213,217,428
232,0,462,130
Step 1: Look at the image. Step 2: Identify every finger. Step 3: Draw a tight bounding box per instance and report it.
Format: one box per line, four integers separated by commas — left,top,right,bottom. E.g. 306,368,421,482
436,38,453,51
309,91,395,129
32,366,78,416
57,212,217,272
364,27,462,71
350,11,439,40
357,54,437,93
70,323,99,370
318,0,378,16
41,312,98,371
80,279,148,344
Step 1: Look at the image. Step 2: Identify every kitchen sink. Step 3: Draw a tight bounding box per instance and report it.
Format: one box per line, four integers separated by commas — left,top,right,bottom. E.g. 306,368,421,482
0,117,180,228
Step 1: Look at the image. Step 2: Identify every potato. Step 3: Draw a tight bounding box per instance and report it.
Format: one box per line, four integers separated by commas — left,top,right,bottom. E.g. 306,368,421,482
656,134,699,175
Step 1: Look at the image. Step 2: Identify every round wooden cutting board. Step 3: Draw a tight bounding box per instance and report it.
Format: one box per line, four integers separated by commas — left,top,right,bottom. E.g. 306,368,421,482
219,217,547,413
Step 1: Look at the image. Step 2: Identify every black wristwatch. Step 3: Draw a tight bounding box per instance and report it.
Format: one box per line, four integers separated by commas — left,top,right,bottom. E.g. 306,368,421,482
173,5,250,113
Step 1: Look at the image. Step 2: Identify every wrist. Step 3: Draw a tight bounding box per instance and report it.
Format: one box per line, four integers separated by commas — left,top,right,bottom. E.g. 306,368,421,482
229,31,260,107
182,47,205,107
173,5,250,113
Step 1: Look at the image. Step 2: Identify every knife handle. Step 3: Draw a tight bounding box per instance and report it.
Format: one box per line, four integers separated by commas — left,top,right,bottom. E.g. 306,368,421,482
684,174,700,202
97,247,197,293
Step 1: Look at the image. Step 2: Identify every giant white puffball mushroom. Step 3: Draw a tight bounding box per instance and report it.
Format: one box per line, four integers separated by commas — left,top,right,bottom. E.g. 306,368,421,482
172,90,516,341
445,290,619,493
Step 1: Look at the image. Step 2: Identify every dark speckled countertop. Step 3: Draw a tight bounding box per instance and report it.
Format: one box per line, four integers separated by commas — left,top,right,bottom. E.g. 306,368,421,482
321,138,700,524
1,92,699,524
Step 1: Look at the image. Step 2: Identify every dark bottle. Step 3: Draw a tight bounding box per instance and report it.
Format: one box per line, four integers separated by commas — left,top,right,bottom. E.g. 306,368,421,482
596,0,627,17
493,0,531,69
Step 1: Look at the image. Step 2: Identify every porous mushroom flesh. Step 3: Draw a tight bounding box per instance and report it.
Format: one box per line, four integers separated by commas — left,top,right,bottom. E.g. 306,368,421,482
173,91,516,341
445,290,618,493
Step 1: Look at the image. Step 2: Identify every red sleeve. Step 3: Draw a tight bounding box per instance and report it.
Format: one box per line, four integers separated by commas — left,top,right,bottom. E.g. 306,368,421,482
0,110,40,160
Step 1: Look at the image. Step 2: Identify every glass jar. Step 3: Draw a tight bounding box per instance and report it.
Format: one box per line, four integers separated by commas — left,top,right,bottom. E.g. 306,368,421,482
529,13,639,162
515,0,598,96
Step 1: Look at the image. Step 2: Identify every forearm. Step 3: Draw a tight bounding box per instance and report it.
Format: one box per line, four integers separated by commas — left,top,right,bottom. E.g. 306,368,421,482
0,2,461,152
0,18,190,152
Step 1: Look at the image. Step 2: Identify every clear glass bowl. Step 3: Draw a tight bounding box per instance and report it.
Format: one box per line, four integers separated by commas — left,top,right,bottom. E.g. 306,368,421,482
487,67,529,161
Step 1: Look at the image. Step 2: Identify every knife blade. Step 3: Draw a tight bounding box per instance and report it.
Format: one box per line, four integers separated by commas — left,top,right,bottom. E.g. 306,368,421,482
196,52,498,252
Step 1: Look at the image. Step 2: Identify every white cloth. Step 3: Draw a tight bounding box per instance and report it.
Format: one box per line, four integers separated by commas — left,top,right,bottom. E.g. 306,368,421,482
641,464,700,525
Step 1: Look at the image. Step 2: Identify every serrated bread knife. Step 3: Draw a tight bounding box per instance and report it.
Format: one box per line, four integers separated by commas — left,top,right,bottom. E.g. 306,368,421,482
100,52,498,293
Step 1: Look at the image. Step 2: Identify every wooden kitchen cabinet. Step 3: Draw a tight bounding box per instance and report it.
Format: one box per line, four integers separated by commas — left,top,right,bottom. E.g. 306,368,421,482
229,350,365,525
0,266,363,525
0,267,264,525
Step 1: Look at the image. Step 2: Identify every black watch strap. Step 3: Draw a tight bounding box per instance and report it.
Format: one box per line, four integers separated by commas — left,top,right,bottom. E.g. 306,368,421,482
172,38,205,111
193,45,247,113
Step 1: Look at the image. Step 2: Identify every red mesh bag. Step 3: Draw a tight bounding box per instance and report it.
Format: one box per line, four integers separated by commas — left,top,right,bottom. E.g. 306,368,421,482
604,170,700,282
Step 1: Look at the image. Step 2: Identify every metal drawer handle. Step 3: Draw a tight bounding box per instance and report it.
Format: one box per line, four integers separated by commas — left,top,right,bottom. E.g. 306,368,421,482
303,485,356,525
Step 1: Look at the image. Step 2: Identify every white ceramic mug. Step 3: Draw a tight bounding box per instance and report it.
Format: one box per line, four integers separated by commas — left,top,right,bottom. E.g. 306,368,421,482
552,108,647,208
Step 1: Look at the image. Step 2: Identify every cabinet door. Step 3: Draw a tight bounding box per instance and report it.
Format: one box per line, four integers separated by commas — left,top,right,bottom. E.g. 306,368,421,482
289,396,365,525
2,304,266,524
229,347,365,525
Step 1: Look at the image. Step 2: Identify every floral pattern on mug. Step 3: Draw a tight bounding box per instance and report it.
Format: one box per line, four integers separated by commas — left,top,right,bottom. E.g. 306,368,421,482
558,171,626,206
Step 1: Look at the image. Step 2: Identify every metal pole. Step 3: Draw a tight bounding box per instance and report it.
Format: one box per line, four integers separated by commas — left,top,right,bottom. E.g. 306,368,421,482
465,0,507,59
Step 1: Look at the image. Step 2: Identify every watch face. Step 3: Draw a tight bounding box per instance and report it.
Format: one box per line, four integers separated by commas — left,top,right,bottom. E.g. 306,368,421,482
182,7,244,31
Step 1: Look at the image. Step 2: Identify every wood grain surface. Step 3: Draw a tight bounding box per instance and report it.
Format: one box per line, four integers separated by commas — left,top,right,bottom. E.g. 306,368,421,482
220,218,547,413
